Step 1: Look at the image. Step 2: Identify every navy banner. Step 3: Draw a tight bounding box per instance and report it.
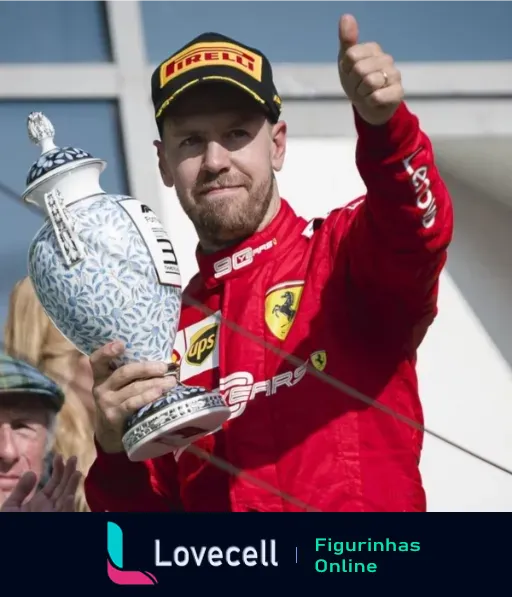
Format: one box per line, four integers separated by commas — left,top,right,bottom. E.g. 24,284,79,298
1,513,509,591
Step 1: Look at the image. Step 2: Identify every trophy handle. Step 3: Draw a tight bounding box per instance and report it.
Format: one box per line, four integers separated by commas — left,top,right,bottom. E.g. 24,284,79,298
44,189,86,268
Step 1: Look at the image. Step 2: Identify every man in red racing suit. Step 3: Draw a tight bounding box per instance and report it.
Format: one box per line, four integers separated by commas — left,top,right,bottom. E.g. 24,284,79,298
84,18,453,512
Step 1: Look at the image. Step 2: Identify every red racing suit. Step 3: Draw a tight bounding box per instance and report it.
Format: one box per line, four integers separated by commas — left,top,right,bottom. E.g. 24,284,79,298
84,102,453,512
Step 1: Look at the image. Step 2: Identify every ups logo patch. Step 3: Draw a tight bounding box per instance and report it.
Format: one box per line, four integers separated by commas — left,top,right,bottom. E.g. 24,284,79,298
185,323,218,366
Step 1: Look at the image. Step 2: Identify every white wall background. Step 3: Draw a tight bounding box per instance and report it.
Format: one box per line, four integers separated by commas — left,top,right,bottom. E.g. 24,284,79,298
158,139,512,512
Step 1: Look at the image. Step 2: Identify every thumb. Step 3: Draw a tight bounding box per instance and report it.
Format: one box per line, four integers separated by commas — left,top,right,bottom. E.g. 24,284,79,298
339,14,359,55
1,471,37,509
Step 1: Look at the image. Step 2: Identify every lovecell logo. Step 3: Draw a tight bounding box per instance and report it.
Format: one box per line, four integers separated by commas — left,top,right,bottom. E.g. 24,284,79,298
107,522,158,585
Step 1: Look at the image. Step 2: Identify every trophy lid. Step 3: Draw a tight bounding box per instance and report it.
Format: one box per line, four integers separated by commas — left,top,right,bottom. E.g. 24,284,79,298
21,111,105,204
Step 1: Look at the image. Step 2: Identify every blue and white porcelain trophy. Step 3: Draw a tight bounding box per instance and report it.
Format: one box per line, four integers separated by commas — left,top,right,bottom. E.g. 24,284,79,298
23,112,231,461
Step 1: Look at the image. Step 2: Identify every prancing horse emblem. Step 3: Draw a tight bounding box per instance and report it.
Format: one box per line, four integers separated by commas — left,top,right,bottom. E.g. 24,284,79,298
310,350,327,372
272,291,296,322
264,282,304,341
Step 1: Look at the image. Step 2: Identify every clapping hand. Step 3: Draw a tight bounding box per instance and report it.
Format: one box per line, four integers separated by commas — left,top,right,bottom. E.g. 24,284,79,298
0,454,81,512
338,14,404,125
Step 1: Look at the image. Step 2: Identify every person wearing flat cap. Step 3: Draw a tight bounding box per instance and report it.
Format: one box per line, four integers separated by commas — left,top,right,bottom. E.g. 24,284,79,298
0,353,81,512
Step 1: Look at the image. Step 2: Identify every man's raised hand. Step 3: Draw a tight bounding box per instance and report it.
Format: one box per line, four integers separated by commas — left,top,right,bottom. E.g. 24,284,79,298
338,14,404,126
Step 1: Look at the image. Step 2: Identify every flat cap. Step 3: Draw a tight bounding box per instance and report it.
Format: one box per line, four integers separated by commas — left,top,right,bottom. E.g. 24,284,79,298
0,352,64,412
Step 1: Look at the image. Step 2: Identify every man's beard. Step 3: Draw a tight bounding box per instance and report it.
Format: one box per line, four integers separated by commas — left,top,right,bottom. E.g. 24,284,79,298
177,170,274,248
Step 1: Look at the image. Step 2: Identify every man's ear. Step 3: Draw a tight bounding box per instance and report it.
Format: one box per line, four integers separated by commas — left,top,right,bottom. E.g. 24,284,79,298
153,140,174,188
271,120,287,173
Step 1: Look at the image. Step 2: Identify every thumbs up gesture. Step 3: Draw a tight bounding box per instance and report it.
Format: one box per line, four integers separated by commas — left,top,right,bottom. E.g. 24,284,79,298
338,14,403,126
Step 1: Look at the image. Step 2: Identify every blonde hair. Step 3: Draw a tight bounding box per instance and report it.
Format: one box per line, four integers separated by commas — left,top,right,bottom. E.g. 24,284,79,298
4,277,96,512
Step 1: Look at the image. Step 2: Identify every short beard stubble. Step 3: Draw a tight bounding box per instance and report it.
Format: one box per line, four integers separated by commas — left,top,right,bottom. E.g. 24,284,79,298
177,167,275,249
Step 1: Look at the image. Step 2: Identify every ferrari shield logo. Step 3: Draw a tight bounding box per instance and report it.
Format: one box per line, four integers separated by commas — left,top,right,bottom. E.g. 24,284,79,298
264,281,304,341
310,350,327,372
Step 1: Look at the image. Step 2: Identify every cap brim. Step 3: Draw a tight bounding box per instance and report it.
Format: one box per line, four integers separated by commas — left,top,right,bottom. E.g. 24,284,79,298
155,75,270,122
0,387,63,411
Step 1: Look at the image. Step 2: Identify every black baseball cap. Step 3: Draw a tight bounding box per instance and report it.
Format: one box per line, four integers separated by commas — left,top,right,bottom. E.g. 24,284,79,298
151,32,282,129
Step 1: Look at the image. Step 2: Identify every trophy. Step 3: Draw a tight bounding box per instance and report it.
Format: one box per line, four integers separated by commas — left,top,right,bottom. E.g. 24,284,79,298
23,112,231,461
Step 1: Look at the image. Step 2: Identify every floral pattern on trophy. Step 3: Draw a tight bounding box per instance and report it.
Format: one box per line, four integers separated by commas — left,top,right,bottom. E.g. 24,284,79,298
26,147,93,185
28,194,181,364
